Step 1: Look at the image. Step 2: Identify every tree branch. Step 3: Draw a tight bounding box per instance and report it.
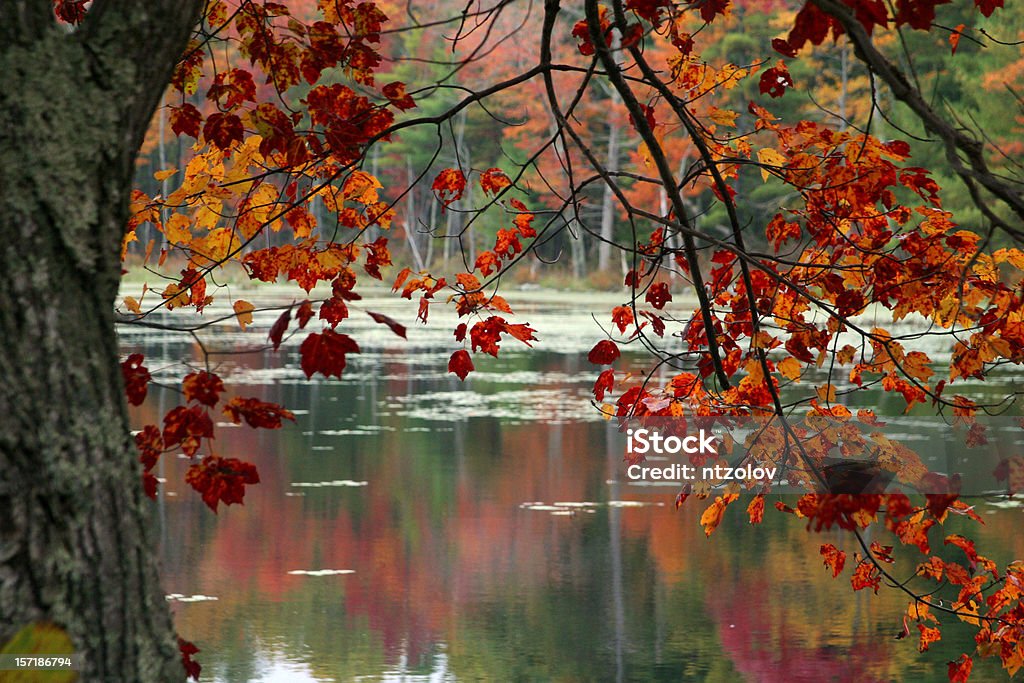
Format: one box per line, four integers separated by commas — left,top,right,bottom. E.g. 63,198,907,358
80,0,205,153
584,0,733,389
812,0,1024,229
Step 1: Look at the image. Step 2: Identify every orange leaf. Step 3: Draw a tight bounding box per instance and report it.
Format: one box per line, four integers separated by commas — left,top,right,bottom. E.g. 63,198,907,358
611,306,634,334
918,624,942,652
948,654,972,683
747,494,765,524
777,357,802,381
820,543,846,578
432,168,466,208
233,300,254,329
480,167,511,195
700,494,739,537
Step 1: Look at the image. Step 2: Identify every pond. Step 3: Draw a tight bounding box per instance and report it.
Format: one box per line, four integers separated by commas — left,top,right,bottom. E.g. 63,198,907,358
120,288,1023,682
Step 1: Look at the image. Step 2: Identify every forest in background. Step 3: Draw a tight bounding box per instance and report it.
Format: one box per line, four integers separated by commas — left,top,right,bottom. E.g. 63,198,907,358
126,0,1024,290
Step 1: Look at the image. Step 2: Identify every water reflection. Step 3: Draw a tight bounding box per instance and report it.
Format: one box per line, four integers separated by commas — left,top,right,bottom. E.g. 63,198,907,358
120,294,1018,682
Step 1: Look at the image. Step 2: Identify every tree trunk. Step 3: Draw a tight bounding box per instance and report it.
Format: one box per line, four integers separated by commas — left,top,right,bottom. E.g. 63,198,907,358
0,3,201,680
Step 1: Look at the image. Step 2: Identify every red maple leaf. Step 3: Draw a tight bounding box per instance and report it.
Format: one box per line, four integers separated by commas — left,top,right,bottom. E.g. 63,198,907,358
382,81,416,110
475,251,500,276
470,318,504,356
299,330,360,379
296,300,314,328
367,311,407,338
611,306,635,334
319,296,349,327
593,369,615,401
162,405,214,457
135,425,164,471
588,340,621,365
448,349,474,380
182,371,225,407
645,282,672,309
759,64,793,98
178,638,202,681
222,397,296,429
975,0,1003,16
269,308,292,350
203,112,244,150
121,353,150,406
169,103,202,138
186,456,260,512
53,0,88,23
820,543,846,578
948,654,972,683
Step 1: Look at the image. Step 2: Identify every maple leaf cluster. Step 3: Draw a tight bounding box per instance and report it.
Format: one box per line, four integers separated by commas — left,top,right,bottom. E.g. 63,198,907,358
124,360,293,512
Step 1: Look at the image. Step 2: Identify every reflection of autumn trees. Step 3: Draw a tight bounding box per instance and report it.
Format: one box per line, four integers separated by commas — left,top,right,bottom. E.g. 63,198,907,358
145,368,1023,682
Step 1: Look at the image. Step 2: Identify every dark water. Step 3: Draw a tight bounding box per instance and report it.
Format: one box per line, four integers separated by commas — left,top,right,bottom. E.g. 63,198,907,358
122,291,1022,682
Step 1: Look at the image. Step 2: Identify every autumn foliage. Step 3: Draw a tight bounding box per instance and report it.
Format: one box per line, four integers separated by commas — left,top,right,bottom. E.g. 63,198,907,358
92,0,1024,679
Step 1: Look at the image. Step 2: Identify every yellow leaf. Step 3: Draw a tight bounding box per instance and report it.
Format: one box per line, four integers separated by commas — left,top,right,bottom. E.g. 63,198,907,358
162,283,189,309
163,213,192,245
233,300,255,330
123,296,142,314
756,148,786,182
637,142,654,168
154,168,178,181
709,106,738,128
836,345,857,365
994,248,1024,270
194,227,241,263
816,383,837,403
978,334,1012,362
120,229,137,261
777,356,802,381
0,622,76,683
903,351,934,382
193,195,223,232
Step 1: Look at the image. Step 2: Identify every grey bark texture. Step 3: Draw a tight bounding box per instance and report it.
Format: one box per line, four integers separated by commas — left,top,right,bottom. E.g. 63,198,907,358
0,1,202,680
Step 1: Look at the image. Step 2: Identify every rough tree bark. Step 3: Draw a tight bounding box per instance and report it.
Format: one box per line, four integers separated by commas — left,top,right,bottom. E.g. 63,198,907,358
0,2,202,680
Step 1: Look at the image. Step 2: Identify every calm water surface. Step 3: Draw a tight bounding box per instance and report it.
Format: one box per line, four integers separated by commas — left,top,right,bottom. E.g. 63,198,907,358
121,289,1023,682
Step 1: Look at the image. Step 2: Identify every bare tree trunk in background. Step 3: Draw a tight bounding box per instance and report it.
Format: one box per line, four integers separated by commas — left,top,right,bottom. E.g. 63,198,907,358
598,88,622,273
405,158,425,270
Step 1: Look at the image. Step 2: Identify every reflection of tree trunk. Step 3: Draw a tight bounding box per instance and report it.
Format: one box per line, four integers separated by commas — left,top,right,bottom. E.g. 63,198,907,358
0,4,202,678
606,421,625,683
598,90,622,273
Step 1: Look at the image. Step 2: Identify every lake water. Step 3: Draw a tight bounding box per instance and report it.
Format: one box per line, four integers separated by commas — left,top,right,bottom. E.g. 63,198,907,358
120,289,1023,682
